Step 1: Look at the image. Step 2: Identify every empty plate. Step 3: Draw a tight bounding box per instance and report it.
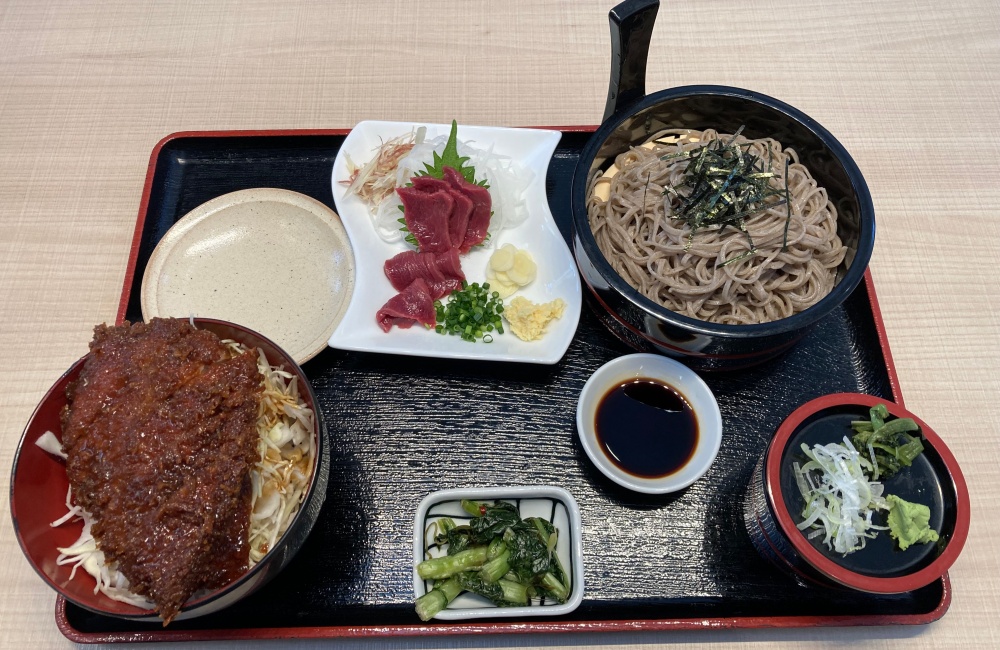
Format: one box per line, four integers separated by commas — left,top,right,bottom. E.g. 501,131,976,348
141,188,355,364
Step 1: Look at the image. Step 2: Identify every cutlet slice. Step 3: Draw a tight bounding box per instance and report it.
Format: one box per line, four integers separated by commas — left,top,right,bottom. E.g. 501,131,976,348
61,318,262,624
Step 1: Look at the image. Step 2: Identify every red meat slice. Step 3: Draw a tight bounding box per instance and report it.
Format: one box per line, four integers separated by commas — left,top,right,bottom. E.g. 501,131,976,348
384,250,438,291
397,187,453,253
376,278,437,332
411,177,473,252
445,190,473,253
433,247,464,281
443,166,492,252
383,249,465,300
410,176,450,193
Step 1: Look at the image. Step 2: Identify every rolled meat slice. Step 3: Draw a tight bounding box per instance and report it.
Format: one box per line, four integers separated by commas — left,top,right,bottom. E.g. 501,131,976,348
376,278,437,332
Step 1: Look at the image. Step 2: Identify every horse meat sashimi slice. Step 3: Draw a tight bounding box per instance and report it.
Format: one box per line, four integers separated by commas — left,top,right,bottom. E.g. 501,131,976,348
397,187,453,254
376,278,437,332
447,190,473,253
383,249,465,300
433,246,464,279
411,176,473,251
410,176,450,193
443,166,492,252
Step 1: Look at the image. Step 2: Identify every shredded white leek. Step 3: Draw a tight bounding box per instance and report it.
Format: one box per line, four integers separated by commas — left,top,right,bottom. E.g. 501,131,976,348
343,127,426,210
793,437,889,555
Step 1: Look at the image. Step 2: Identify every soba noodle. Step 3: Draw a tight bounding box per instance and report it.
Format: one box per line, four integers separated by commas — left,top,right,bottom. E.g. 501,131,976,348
587,129,846,325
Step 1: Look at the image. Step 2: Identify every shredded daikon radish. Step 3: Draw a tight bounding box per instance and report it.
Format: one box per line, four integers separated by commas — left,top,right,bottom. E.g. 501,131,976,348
793,437,888,555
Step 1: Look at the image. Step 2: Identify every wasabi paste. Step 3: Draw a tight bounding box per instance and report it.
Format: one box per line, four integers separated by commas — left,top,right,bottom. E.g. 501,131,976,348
885,494,939,551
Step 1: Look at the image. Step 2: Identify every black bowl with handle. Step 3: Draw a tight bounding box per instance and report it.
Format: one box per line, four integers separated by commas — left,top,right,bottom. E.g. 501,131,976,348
571,0,876,371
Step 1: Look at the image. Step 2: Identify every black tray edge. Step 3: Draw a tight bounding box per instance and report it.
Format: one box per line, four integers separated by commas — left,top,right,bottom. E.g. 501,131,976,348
61,128,946,644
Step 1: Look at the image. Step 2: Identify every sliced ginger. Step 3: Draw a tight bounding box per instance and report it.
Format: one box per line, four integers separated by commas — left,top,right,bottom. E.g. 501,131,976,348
486,244,536,298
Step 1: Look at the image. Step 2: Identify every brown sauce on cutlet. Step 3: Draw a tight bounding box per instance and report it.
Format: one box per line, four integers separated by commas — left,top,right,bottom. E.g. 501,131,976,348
60,318,262,624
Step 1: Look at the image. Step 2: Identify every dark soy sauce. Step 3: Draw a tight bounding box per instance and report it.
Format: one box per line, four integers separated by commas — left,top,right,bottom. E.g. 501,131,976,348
594,378,698,478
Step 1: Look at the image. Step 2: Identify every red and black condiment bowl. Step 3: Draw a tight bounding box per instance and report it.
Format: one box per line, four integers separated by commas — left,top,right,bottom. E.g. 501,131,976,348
570,0,876,370
743,393,969,594
9,318,330,622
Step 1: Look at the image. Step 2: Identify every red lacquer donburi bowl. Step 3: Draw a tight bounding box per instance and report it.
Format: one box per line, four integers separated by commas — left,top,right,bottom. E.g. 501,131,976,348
9,318,330,622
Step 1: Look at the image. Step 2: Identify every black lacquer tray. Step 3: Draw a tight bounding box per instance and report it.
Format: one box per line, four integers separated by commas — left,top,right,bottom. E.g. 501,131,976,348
57,128,947,643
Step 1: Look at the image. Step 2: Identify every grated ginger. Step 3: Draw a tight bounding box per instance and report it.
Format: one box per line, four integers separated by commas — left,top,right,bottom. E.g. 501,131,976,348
503,296,565,341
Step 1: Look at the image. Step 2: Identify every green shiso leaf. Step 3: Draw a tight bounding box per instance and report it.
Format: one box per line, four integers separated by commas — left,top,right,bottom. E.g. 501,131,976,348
419,119,477,184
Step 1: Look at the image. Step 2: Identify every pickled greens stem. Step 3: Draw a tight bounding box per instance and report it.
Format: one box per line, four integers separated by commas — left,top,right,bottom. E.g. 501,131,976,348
417,546,489,580
414,577,462,621
540,571,570,602
479,547,511,583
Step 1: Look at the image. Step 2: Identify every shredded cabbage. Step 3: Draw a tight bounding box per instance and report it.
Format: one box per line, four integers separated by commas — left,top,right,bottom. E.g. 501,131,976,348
793,436,888,555
34,430,66,460
246,347,314,563
50,487,154,608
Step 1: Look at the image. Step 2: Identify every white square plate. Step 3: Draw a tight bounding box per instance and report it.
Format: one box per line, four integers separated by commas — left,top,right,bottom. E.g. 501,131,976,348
413,486,584,620
328,121,581,364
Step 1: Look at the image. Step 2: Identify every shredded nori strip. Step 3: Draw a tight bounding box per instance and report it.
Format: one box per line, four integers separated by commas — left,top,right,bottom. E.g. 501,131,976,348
661,127,792,266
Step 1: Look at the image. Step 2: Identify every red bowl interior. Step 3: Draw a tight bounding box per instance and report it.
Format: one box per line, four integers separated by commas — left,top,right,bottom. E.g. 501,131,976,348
9,318,321,619
765,393,970,593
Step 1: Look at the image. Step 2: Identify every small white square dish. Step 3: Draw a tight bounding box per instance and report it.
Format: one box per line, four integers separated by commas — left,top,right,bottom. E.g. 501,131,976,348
413,486,584,620
329,120,581,364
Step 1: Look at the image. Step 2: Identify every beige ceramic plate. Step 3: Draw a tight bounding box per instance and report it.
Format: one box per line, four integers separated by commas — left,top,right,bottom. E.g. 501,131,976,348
141,188,355,364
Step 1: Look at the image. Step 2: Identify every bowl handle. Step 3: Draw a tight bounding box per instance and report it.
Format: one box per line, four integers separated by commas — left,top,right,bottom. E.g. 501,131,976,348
603,0,660,122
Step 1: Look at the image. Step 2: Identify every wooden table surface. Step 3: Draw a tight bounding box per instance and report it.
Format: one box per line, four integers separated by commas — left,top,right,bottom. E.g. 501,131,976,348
2,0,997,647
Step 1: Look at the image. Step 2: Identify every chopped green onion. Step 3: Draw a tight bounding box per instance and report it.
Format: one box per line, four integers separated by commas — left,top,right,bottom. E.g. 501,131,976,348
432,281,505,343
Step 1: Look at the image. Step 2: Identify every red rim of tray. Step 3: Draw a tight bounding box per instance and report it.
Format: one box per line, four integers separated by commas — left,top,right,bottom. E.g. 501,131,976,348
48,127,948,643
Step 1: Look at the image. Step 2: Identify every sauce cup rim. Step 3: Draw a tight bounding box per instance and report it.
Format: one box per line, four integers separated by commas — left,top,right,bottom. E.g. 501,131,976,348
575,353,722,494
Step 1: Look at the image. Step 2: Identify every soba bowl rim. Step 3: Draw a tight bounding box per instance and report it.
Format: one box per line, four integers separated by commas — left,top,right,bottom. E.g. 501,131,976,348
9,317,328,620
571,84,876,338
